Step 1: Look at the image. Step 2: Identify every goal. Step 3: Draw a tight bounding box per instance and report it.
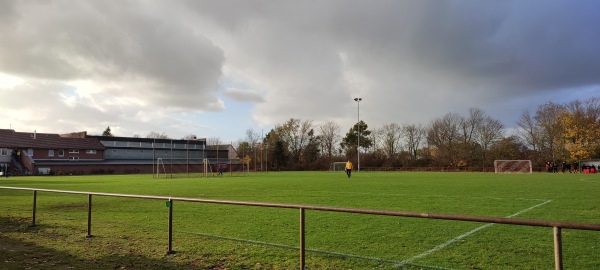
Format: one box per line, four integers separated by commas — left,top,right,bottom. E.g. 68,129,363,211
494,160,532,173
155,158,169,178
329,162,347,172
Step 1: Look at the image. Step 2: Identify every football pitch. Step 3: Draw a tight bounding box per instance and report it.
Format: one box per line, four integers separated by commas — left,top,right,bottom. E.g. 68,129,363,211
1,172,599,269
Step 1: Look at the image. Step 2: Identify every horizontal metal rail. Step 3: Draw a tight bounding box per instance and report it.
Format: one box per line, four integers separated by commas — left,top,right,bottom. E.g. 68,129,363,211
2,186,600,269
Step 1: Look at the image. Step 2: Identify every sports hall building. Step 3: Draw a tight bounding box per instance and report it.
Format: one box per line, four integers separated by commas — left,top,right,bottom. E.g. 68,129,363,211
0,129,236,176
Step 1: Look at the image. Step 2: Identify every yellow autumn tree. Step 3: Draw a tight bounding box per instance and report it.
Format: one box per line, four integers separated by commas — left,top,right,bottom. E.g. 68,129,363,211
561,108,600,162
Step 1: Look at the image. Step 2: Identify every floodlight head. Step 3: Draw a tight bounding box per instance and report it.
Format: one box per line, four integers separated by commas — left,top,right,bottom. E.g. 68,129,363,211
354,98,362,102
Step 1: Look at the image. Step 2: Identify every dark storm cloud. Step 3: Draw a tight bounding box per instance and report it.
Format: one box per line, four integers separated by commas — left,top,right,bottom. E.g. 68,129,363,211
185,0,600,126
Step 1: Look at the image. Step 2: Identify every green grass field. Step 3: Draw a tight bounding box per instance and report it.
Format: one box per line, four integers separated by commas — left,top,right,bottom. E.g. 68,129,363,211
1,172,599,269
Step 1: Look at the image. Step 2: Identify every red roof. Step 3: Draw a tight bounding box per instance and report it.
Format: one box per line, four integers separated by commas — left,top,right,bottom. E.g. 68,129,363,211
0,129,105,150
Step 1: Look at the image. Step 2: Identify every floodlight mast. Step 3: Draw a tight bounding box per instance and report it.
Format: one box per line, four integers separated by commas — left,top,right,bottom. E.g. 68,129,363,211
354,97,362,172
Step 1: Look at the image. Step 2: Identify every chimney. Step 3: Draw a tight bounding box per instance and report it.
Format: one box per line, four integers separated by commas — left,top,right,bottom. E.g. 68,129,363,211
34,130,36,139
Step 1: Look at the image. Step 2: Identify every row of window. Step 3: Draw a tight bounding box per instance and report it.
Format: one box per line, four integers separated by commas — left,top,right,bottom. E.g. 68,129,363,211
0,148,97,157
101,141,205,149
49,149,96,157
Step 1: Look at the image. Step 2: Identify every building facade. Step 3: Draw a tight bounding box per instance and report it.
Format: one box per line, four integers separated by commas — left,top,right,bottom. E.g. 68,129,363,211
0,129,237,176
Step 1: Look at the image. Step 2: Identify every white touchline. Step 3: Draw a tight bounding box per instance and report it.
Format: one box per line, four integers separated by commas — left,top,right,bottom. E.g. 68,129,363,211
400,199,553,265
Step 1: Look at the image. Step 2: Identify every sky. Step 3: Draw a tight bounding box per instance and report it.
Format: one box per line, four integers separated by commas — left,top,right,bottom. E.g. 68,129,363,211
1,1,599,143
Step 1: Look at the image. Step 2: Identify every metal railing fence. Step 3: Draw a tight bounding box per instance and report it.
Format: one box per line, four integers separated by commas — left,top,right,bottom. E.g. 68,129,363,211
1,186,600,270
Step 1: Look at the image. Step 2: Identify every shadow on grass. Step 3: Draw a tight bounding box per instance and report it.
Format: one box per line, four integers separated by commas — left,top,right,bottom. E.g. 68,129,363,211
0,216,224,270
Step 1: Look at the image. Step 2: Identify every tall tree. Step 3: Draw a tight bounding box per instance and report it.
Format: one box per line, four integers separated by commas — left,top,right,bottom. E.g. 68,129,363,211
245,128,261,171
302,129,321,167
535,101,566,162
379,123,403,159
459,108,485,163
517,110,542,153
319,121,341,161
489,136,529,161
102,126,113,136
561,98,600,161
236,141,251,160
276,118,314,164
341,120,372,157
427,113,461,166
403,123,426,160
475,115,504,170
264,129,288,170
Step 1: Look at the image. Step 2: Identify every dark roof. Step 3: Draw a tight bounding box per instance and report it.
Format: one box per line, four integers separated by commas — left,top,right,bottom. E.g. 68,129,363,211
0,129,105,150
88,135,206,145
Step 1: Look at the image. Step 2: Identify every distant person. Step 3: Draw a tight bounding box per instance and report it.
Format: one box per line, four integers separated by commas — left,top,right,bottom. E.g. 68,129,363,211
217,164,223,176
345,160,353,178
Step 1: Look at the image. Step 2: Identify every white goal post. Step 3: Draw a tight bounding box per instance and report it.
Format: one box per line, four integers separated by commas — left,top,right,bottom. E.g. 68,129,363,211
329,162,347,172
494,160,532,173
156,158,168,178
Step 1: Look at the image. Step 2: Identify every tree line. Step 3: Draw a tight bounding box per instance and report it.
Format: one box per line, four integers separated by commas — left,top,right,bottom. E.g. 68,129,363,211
236,97,600,171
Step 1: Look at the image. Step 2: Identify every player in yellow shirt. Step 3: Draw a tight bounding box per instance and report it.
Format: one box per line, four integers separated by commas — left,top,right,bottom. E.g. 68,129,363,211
345,160,353,178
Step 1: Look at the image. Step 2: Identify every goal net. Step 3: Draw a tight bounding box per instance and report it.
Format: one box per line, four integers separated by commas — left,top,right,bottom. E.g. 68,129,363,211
329,162,347,172
494,160,532,173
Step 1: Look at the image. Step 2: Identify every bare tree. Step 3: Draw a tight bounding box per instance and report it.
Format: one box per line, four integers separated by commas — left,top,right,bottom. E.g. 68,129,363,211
458,108,485,163
146,131,170,139
475,116,504,170
318,121,341,160
460,108,484,144
379,123,403,159
207,136,224,160
181,134,198,140
277,118,314,164
403,123,426,160
535,101,565,161
207,136,222,146
427,113,461,166
517,110,542,153
246,128,261,171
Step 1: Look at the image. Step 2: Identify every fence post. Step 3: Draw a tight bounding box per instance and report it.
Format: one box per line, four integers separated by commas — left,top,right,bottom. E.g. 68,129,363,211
87,194,93,238
167,198,174,254
31,190,37,227
300,208,305,270
554,227,563,270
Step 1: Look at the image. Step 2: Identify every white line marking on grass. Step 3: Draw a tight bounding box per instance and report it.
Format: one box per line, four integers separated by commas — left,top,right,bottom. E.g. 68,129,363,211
399,199,553,266
580,178,600,183
246,188,550,202
176,229,462,270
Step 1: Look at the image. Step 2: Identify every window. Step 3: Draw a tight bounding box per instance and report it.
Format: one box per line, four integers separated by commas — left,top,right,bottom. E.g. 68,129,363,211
0,148,7,156
58,149,65,157
86,150,97,154
68,156,79,161
48,149,54,157
69,149,79,154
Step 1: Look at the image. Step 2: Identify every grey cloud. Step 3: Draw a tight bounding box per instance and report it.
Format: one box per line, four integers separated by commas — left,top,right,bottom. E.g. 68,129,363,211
224,88,265,103
198,0,600,127
1,1,225,111
2,0,599,139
